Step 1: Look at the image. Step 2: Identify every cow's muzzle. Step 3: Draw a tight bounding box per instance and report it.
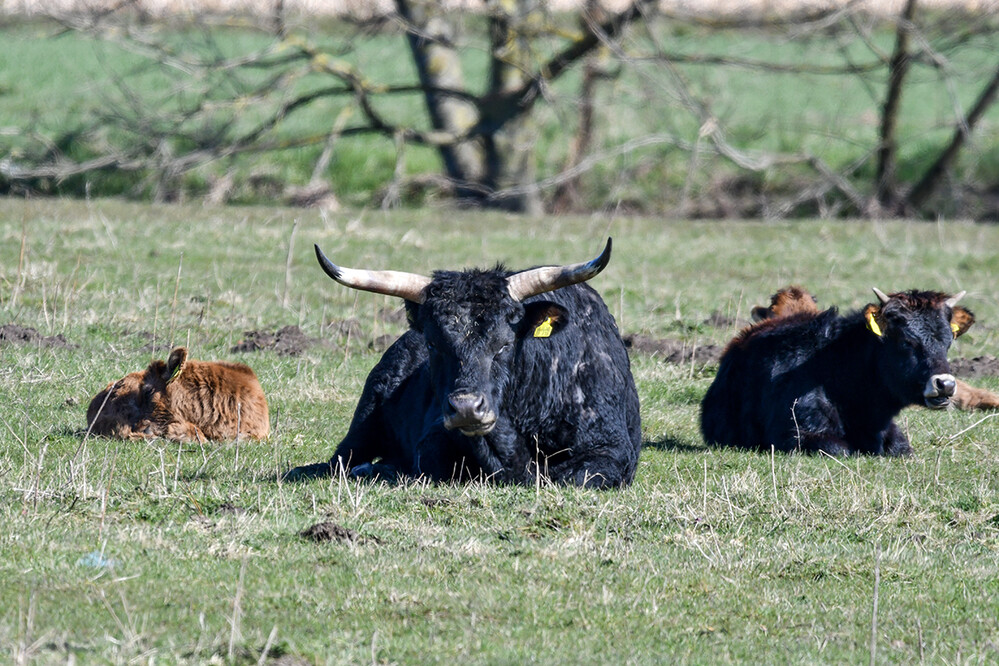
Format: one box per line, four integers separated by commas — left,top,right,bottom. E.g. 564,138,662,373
443,390,497,436
923,373,956,409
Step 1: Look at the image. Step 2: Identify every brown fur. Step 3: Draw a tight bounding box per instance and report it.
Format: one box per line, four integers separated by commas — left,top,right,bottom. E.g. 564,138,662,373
727,286,825,356
750,285,819,322
754,286,997,412
86,347,270,441
951,383,999,409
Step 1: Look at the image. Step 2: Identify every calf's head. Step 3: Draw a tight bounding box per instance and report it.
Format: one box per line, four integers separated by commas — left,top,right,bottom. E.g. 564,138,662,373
315,240,612,436
87,347,190,438
751,285,819,322
864,288,974,409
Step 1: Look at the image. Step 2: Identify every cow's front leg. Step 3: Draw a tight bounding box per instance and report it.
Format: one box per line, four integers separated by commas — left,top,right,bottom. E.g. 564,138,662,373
880,421,913,457
793,432,853,457
348,462,399,482
282,460,336,482
775,389,852,455
164,420,206,443
470,421,535,484
548,453,635,488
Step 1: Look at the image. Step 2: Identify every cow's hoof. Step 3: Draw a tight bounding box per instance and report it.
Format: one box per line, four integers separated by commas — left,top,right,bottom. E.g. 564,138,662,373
282,461,335,482
350,462,398,482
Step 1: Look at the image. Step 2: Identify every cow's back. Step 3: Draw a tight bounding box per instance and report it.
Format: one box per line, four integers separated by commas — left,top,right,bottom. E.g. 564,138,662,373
169,360,270,439
701,309,839,450
509,282,642,473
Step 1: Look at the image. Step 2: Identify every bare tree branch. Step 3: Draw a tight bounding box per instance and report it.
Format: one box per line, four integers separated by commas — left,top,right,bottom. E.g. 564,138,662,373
476,0,657,135
874,0,917,210
905,62,999,213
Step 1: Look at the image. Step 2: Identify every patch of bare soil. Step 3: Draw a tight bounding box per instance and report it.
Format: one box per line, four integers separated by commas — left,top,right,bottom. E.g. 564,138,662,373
326,318,363,341
300,521,379,545
623,334,723,365
231,325,321,356
215,502,246,516
950,356,999,378
704,311,750,329
0,324,76,349
233,309,407,356
125,330,173,354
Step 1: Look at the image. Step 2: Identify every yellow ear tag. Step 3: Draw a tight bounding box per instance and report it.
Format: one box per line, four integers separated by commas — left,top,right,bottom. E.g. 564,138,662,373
951,321,961,337
168,362,184,382
866,312,883,337
534,317,553,338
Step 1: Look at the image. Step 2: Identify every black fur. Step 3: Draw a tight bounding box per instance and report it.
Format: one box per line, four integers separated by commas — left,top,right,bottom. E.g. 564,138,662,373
290,267,641,487
701,291,967,456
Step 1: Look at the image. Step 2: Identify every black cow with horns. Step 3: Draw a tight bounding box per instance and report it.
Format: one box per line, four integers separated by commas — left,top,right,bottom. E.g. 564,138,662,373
701,288,975,456
286,239,642,488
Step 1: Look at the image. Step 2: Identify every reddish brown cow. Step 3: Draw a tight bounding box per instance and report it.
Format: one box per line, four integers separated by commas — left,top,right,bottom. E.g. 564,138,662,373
752,286,999,411
86,347,270,441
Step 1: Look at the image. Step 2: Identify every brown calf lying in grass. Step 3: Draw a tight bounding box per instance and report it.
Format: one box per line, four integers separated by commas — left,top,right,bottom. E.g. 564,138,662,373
86,347,270,441
752,286,999,411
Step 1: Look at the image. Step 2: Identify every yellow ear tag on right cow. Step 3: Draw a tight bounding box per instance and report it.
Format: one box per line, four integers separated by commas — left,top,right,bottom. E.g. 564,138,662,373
866,312,883,337
534,317,554,338
951,321,961,337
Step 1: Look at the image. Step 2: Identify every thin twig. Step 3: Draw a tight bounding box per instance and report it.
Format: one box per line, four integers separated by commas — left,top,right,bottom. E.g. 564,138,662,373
228,559,247,660
282,219,299,309
870,542,881,666
945,412,999,443
12,217,28,309
168,253,184,350
258,625,279,666
770,445,778,502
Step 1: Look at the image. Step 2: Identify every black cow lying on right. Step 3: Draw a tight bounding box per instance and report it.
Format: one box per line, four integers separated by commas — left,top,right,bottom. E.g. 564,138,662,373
701,288,974,456
751,285,999,411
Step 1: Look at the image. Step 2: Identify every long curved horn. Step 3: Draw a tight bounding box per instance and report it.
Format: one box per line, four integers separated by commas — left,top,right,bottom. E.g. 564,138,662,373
872,287,890,304
506,238,612,302
315,244,432,304
945,290,966,308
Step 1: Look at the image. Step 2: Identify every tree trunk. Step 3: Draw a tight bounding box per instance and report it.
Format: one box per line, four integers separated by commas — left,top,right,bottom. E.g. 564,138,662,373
396,0,651,212
552,0,605,214
874,0,917,213
394,0,489,205
904,63,999,214
483,0,544,214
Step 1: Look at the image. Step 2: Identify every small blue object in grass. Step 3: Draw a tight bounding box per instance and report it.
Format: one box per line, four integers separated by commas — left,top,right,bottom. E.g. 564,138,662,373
76,551,117,570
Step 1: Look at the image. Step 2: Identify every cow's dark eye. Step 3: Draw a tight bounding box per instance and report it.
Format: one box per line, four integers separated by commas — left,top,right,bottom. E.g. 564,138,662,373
496,343,511,356
426,340,437,352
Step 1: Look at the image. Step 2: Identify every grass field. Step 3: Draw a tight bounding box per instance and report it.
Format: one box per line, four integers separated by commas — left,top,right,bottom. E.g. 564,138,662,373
2,197,999,663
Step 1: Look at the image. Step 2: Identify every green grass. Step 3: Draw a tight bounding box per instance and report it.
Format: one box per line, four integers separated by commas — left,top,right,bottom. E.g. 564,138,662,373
1,15,998,212
2,198,999,663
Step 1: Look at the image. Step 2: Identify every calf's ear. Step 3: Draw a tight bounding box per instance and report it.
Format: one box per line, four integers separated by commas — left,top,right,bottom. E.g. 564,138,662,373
863,304,885,338
950,306,975,338
519,301,570,339
751,305,771,322
165,347,189,384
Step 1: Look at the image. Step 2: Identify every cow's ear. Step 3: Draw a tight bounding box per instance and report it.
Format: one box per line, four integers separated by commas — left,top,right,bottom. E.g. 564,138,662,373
751,305,771,322
404,301,422,332
148,360,168,379
863,304,885,338
165,347,188,384
520,301,569,339
950,306,975,338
